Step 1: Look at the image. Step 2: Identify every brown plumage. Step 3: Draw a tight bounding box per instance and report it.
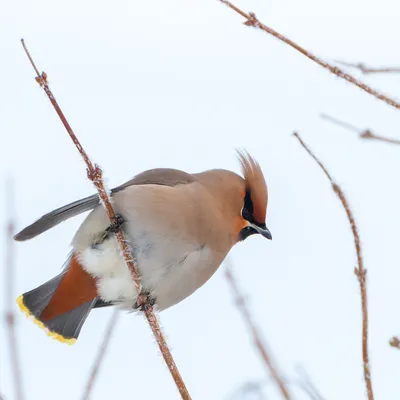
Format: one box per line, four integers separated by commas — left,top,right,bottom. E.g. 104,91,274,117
40,255,97,321
237,150,268,224
15,151,271,344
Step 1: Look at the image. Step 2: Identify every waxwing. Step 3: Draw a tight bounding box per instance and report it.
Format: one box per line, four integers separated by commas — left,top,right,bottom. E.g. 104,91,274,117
15,151,271,344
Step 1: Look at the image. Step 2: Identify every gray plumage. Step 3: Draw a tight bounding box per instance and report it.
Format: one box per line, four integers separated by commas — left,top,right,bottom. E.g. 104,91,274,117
22,270,67,317
20,269,97,340
14,168,196,242
43,300,97,340
14,195,100,242
15,154,271,344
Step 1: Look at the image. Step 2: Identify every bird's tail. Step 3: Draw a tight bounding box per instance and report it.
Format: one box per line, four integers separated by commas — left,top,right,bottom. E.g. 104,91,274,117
16,254,98,344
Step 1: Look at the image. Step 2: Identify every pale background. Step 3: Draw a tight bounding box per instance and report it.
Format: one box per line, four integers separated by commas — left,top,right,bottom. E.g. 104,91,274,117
1,0,400,398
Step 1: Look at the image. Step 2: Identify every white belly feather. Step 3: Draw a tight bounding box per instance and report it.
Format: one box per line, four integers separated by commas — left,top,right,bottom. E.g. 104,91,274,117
77,230,215,311
73,184,231,311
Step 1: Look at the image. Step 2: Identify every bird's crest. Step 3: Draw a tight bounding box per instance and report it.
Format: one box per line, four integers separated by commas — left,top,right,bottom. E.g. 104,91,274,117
237,150,268,223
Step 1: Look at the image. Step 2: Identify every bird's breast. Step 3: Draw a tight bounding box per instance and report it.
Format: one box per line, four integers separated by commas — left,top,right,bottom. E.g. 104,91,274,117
75,183,233,310
77,223,227,311
126,225,224,310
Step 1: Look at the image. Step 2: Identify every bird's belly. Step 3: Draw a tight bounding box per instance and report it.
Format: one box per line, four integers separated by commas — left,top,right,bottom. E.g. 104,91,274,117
140,243,216,310
77,232,221,311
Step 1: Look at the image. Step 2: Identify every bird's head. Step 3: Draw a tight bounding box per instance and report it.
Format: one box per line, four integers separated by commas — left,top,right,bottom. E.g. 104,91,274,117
236,150,271,242
195,151,271,244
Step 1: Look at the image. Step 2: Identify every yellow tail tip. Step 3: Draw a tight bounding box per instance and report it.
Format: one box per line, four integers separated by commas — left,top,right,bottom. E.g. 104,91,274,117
16,295,76,345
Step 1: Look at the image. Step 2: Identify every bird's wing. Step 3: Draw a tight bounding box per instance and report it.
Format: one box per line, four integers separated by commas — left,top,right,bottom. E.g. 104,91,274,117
14,168,197,241
113,168,196,192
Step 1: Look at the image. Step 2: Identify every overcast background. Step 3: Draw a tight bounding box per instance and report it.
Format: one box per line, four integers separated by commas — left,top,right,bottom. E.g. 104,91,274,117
2,0,400,399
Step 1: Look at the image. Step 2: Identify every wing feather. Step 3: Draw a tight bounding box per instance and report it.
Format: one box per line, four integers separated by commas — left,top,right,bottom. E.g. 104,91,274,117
14,168,196,241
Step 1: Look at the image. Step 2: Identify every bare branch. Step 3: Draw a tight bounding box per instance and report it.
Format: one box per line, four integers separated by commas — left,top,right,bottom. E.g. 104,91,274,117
227,369,325,400
225,260,291,400
82,310,119,400
358,132,400,145
293,132,374,400
295,367,326,400
320,113,361,134
321,114,400,146
5,178,24,400
226,381,267,399
389,337,400,350
21,39,191,400
219,1,400,110
335,61,400,75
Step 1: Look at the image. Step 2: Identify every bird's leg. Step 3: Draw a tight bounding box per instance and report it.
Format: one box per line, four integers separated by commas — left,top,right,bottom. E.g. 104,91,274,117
91,214,125,247
106,214,125,234
134,291,156,312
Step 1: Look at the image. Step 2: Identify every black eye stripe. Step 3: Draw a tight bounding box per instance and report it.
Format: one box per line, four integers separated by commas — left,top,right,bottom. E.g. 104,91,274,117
241,207,251,220
242,190,255,223
244,190,253,214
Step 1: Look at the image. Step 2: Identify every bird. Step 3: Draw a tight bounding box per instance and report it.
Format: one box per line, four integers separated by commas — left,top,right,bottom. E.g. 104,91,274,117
15,151,271,344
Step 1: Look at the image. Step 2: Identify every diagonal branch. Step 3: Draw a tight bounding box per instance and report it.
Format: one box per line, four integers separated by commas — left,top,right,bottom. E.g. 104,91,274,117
335,61,400,75
225,259,291,400
293,132,374,400
82,310,119,400
320,114,400,146
219,1,400,111
21,39,191,400
227,381,267,399
5,178,24,400
294,366,326,400
228,374,325,400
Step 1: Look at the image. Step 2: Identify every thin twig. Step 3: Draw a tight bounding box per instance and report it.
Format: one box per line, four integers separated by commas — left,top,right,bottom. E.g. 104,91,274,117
320,113,361,134
293,132,374,400
336,61,400,75
82,310,119,400
295,367,326,400
230,373,325,400
219,1,400,111
227,381,267,399
21,39,191,400
225,260,291,400
5,178,24,400
389,337,400,350
320,114,400,146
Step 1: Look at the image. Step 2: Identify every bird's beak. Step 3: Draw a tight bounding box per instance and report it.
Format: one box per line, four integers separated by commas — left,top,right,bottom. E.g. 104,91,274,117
249,223,272,240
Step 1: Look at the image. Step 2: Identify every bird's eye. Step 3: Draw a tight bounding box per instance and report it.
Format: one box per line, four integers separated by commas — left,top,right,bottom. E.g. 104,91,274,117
244,190,254,215
242,190,255,223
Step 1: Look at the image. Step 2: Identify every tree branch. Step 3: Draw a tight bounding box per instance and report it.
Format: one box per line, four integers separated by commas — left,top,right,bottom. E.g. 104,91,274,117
225,260,291,400
294,366,326,400
219,1,400,111
20,39,191,400
335,61,400,75
228,369,325,400
320,114,400,146
82,310,119,400
389,336,400,350
293,132,374,400
5,178,24,400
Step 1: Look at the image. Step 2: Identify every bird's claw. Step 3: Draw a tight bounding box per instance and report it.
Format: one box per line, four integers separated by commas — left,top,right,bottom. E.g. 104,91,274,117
107,214,125,233
134,292,156,312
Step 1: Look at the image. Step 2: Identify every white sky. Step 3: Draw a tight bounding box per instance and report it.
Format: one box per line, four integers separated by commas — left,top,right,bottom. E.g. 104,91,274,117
2,0,400,399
